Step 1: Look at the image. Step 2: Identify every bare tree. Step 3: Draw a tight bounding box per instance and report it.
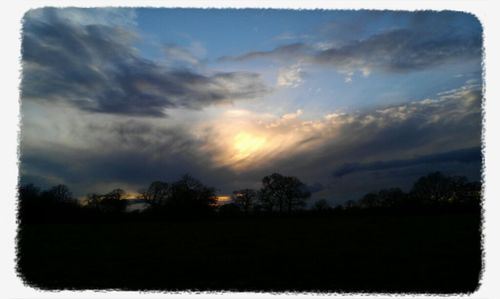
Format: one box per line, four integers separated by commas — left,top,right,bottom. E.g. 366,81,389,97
140,181,171,206
85,189,127,213
46,184,72,202
232,189,257,214
259,173,311,214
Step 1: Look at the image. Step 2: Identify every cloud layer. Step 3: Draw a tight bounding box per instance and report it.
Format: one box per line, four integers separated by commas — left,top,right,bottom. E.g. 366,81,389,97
20,80,481,199
224,11,482,77
19,9,483,204
22,8,269,117
332,146,482,178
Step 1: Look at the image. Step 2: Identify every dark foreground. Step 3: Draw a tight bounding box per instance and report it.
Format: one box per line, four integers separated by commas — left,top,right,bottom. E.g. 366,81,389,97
17,212,481,293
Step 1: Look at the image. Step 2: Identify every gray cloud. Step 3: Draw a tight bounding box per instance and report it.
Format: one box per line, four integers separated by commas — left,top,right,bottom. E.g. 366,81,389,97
19,81,482,200
313,27,481,74
223,11,482,75
20,117,208,195
332,146,482,178
257,83,482,202
21,8,269,117
219,43,311,62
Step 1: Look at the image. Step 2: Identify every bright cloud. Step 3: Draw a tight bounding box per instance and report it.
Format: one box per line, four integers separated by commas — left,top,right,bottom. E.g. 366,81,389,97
277,63,305,88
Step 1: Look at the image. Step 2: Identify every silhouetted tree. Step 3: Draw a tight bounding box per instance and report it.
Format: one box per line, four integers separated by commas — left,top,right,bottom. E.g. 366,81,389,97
166,174,217,214
19,183,81,223
312,199,331,212
258,188,275,212
19,183,41,202
456,181,481,206
44,184,72,202
285,176,311,213
232,189,257,214
354,172,480,211
101,189,127,213
360,188,405,208
85,193,101,209
410,172,468,205
259,173,311,214
360,192,379,208
377,188,405,207
140,181,171,207
85,189,127,213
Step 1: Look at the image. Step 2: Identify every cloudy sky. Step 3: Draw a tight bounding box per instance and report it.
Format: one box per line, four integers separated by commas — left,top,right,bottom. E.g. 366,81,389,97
19,8,483,204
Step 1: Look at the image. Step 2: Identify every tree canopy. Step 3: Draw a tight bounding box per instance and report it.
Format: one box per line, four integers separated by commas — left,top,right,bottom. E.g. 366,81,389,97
259,173,311,214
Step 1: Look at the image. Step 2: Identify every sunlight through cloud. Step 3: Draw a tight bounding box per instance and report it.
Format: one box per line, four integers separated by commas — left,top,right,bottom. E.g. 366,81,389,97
232,132,267,162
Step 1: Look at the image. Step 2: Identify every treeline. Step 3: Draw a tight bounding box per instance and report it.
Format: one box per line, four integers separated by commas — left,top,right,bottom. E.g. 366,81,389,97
18,172,481,224
18,175,218,223
217,173,311,216
216,171,481,216
313,172,481,214
18,173,311,223
140,172,310,215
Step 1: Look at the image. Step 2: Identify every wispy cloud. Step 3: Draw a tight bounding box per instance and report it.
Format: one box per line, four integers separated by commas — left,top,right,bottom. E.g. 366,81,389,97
276,63,305,88
220,43,311,63
222,11,482,77
20,77,482,198
21,8,270,117
195,82,481,175
332,147,482,178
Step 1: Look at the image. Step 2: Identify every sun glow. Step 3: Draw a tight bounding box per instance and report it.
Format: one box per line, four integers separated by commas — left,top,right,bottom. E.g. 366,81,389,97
232,132,267,162
198,109,333,171
214,195,232,206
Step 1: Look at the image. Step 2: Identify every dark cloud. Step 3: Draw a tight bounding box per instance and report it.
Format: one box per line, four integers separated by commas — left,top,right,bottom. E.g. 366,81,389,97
224,11,482,74
21,8,269,117
219,43,311,62
19,118,208,195
313,27,481,73
332,146,482,178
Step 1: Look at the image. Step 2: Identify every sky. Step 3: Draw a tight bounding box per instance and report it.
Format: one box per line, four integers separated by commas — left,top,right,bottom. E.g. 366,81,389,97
19,8,483,204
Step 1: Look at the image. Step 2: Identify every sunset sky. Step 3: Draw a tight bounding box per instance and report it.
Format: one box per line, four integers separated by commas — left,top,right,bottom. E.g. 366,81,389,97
20,8,483,204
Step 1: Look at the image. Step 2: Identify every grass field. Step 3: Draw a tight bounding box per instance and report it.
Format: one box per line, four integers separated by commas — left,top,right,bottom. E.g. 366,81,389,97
17,212,481,293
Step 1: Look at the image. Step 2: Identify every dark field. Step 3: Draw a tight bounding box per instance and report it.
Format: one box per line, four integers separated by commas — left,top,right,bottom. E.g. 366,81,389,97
17,212,481,293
